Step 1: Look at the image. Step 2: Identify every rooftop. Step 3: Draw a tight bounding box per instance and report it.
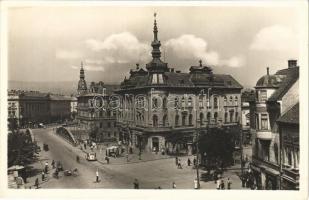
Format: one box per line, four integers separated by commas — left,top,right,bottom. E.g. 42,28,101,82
268,67,299,102
277,102,299,125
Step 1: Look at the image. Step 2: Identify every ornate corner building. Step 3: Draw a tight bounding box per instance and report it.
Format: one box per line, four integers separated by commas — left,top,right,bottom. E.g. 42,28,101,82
115,15,243,155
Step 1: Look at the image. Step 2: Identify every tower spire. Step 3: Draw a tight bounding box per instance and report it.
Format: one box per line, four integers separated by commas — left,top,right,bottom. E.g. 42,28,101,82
151,12,161,59
146,12,169,72
153,12,158,41
80,61,85,79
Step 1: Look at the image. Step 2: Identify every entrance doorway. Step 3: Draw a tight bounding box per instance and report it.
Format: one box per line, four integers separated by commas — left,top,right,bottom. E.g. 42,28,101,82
152,137,159,152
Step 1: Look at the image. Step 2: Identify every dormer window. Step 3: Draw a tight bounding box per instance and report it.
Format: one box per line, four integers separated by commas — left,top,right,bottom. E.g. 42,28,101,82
152,73,164,84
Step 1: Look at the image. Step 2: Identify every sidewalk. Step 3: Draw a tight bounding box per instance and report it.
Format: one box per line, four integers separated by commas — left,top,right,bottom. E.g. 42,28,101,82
79,144,176,165
23,142,58,189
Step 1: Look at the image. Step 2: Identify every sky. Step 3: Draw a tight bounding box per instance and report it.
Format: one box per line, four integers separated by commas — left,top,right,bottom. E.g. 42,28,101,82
8,4,304,88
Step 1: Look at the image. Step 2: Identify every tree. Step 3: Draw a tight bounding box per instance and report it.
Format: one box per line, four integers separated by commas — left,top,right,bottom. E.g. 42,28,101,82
198,127,235,170
8,130,38,167
8,118,18,132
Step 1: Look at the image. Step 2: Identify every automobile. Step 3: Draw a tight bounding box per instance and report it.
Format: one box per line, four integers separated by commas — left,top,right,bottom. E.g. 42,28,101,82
43,143,49,151
106,146,120,157
38,123,45,128
85,152,97,161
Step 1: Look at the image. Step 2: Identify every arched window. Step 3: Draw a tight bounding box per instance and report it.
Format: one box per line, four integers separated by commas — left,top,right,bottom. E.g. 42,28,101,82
207,97,210,108
163,114,168,126
229,110,234,122
229,96,233,105
225,112,228,123
163,97,167,109
188,96,193,107
181,96,186,108
235,112,239,122
175,115,179,126
214,112,218,122
174,97,179,109
153,115,158,127
182,114,186,126
235,96,238,106
199,95,203,108
200,113,204,126
189,114,193,126
152,97,158,109
207,112,211,122
224,96,227,106
214,97,218,109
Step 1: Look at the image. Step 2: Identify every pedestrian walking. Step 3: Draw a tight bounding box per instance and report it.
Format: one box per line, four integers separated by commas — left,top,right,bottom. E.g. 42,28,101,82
96,169,99,183
193,158,197,166
105,157,110,164
214,171,218,183
133,179,139,189
194,179,199,189
220,179,225,189
227,178,232,190
216,179,220,190
51,160,55,169
172,182,176,189
175,157,178,166
187,158,191,166
41,171,45,181
177,162,182,169
34,178,39,189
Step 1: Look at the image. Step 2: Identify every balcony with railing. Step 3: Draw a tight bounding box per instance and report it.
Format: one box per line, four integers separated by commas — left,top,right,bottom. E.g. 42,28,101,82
256,130,272,140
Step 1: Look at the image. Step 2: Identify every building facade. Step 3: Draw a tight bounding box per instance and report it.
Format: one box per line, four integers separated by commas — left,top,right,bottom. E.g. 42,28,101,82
8,90,72,128
241,90,255,146
115,15,243,155
76,64,119,143
278,102,299,190
48,94,72,122
250,60,299,190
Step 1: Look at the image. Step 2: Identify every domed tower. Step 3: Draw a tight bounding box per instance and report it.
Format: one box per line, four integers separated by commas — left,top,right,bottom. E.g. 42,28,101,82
146,13,169,85
77,61,87,95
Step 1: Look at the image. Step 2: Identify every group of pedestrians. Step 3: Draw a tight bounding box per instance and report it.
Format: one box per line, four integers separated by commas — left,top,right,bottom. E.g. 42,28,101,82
216,177,232,190
175,156,197,169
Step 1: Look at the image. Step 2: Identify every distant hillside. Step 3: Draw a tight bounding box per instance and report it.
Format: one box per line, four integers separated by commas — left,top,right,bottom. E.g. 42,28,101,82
8,81,120,96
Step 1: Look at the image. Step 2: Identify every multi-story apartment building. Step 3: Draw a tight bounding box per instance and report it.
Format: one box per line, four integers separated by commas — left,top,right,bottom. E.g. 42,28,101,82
76,63,118,143
115,15,243,155
250,60,299,190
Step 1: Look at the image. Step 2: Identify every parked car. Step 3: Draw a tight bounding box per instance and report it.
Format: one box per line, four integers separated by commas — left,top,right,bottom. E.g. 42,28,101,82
38,123,45,128
85,152,97,161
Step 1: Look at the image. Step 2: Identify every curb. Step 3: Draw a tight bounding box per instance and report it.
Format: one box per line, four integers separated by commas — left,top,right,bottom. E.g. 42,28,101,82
79,147,186,166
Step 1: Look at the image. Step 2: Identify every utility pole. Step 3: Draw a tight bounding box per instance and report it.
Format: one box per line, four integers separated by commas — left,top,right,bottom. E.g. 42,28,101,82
240,122,244,177
196,128,200,189
195,93,201,189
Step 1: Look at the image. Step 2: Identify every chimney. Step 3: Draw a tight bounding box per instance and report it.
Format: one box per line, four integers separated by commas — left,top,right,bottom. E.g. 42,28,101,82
288,59,297,68
267,67,269,75
171,68,174,72
136,63,139,70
